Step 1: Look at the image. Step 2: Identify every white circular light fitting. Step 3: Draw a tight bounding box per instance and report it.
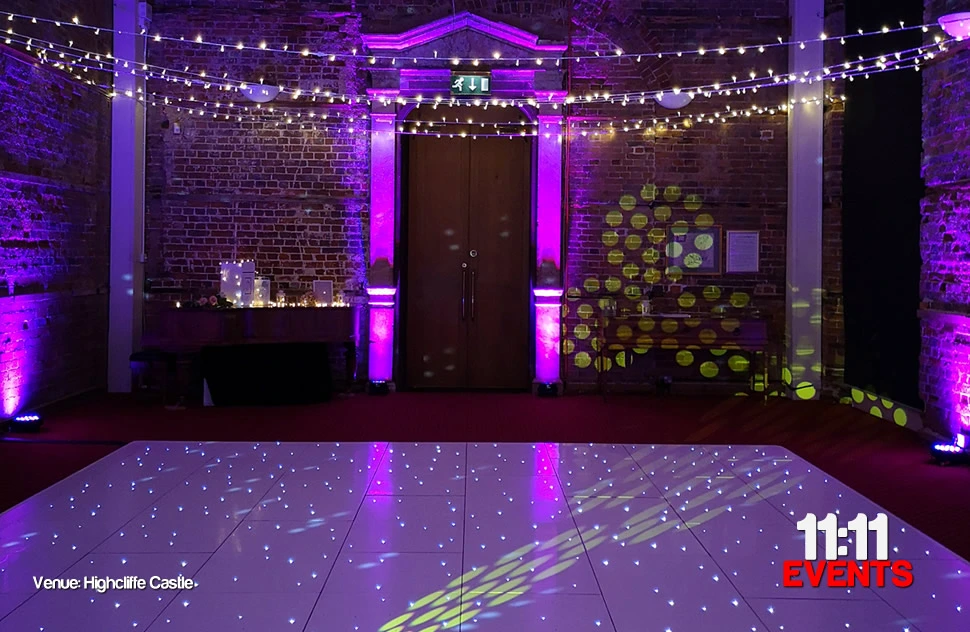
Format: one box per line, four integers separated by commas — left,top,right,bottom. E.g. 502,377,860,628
654,91,694,110
939,12,970,39
241,84,281,103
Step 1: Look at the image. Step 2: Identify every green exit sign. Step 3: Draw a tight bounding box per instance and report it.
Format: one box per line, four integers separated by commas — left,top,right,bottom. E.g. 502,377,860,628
451,72,491,96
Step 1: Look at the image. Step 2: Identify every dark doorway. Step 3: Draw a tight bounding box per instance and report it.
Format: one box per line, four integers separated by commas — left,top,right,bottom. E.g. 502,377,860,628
403,116,532,389
843,0,923,407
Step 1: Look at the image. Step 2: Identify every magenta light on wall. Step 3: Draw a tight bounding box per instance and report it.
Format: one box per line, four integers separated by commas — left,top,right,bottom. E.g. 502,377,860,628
369,113,397,269
367,288,396,383
536,115,564,271
534,289,563,385
934,314,970,434
360,12,568,54
1,302,29,417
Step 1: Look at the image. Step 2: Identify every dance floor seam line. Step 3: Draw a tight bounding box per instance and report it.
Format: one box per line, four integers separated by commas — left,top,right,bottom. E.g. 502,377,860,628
136,453,285,632
458,440,471,628
302,443,388,632
0,441,966,632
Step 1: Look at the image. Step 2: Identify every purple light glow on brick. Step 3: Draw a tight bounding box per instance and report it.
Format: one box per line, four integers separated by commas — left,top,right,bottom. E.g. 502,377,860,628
369,114,397,268
0,300,30,417
361,12,567,53
368,306,394,382
534,290,562,384
921,313,970,434
536,116,563,271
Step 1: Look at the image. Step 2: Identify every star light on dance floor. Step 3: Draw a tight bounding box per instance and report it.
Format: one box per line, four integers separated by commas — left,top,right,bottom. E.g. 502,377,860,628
0,441,965,631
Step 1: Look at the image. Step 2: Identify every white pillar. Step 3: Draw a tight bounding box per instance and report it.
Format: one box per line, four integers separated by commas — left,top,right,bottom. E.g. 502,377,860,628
533,104,565,391
107,0,148,391
366,99,398,386
786,0,824,399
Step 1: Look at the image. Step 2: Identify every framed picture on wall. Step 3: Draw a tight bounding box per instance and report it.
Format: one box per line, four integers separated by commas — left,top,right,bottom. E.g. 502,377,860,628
666,225,722,275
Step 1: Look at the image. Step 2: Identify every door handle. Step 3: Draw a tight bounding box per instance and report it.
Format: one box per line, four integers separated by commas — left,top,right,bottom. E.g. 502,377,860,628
470,270,477,321
461,265,467,320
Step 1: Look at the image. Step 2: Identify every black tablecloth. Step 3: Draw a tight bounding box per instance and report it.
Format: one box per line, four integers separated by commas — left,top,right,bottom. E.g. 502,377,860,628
201,343,332,405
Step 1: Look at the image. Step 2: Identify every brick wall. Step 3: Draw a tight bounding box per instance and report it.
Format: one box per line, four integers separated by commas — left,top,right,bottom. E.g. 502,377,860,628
142,0,846,393
562,0,844,390
920,0,970,433
0,0,112,416
144,9,368,300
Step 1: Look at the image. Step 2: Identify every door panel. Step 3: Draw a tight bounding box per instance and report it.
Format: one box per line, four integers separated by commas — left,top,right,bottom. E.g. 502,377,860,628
467,137,532,389
405,136,469,388
405,132,532,390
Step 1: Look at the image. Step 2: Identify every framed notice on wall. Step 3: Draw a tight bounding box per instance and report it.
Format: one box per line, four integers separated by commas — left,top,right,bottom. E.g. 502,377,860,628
726,230,760,273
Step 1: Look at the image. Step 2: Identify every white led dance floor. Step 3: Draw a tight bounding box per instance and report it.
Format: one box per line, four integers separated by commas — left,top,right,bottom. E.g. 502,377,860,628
0,442,966,632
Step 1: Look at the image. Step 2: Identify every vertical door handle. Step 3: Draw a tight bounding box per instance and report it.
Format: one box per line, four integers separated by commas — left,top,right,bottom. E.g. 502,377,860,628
470,271,477,320
461,264,467,320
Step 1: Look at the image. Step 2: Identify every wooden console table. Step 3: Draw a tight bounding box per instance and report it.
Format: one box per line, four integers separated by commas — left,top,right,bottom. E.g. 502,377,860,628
595,312,771,399
142,306,361,387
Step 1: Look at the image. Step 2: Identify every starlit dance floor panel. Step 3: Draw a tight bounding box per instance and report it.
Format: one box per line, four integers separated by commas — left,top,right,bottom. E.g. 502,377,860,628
0,442,966,632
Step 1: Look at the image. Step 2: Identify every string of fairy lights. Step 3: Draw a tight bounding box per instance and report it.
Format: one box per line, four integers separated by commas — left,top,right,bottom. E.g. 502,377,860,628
2,24,945,107
101,89,845,138
0,9,942,65
0,41,924,137
0,9,952,138
1,12,950,105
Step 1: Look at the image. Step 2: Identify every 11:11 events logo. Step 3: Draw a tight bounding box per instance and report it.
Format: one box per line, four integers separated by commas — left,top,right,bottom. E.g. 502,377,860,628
783,512,914,588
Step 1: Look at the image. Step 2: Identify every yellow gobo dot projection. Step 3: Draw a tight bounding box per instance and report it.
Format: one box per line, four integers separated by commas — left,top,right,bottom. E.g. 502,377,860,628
564,183,762,383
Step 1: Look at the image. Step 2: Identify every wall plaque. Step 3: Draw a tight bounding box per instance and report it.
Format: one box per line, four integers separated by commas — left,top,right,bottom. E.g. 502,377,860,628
726,230,760,273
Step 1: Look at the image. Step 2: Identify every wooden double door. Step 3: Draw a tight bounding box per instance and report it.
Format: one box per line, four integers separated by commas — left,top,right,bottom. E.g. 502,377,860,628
405,134,532,389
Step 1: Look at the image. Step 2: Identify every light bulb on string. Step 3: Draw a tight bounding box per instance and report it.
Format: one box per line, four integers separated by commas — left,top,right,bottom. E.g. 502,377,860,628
7,23,928,107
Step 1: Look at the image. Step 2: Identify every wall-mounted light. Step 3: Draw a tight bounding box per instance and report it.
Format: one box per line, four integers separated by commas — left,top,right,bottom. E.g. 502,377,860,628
241,85,281,103
654,91,694,110
939,13,970,39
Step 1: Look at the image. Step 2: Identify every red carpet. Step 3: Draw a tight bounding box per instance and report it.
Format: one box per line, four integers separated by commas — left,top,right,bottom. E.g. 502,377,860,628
3,392,969,559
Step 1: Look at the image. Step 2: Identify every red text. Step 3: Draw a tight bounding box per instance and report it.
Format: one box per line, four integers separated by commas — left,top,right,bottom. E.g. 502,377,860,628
782,560,913,588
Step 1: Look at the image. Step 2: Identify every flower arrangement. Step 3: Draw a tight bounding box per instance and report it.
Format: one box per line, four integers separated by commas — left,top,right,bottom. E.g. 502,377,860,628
181,293,234,309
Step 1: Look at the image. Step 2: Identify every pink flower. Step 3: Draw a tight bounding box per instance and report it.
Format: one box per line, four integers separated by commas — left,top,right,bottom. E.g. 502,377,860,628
208,295,218,305
197,297,208,306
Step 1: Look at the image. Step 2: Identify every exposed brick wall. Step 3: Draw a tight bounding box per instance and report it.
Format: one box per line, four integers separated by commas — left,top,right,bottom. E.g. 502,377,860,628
562,0,842,390
144,8,368,301
142,0,846,393
0,0,112,416
920,0,970,434
920,313,970,433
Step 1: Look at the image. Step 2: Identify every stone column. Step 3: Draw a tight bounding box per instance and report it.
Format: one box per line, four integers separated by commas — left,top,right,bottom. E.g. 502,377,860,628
366,99,398,388
785,0,824,400
107,0,148,391
533,100,566,393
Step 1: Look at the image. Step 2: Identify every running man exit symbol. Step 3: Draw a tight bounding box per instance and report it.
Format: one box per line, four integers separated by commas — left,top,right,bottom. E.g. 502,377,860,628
451,72,491,95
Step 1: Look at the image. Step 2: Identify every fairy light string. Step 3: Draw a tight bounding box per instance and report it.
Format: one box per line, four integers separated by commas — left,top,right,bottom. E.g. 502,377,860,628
1,25,947,110
0,25,932,138
0,9,940,65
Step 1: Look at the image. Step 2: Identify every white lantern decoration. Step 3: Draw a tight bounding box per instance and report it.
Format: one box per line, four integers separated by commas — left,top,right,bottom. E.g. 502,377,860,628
220,260,256,306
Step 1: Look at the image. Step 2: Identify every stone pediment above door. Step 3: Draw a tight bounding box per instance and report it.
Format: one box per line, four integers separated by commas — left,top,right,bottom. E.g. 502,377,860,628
362,12,566,95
